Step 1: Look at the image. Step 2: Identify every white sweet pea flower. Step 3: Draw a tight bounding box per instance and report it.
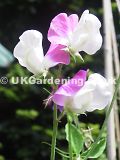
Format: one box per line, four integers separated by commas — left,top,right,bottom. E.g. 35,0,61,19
14,30,70,76
48,10,102,57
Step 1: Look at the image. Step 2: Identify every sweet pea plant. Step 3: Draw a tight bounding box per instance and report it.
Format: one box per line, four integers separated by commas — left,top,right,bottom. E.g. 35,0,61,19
13,10,120,160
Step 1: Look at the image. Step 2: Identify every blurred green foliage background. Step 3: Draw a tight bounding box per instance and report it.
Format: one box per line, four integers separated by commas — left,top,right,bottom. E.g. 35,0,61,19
0,0,119,159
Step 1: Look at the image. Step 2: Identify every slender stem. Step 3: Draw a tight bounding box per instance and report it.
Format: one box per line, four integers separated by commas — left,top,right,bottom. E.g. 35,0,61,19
50,64,63,160
67,115,73,160
83,76,120,160
50,104,58,160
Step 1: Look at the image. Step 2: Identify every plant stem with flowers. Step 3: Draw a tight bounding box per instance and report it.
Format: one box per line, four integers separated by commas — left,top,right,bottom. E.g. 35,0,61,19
13,10,120,160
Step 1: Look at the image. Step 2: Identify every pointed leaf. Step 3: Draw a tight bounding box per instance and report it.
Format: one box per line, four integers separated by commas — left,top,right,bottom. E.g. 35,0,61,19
65,123,84,154
81,138,106,159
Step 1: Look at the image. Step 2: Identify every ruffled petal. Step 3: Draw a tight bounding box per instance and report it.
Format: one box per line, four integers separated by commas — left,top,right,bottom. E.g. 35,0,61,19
43,44,70,69
71,10,102,54
48,13,79,46
14,42,27,66
68,14,79,32
81,33,102,55
86,73,112,111
19,30,43,48
73,73,112,113
48,13,71,45
14,30,44,74
53,70,87,106
24,47,44,74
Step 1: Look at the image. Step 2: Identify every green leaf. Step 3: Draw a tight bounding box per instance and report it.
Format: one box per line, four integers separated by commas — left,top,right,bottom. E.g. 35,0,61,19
81,138,106,159
65,123,84,154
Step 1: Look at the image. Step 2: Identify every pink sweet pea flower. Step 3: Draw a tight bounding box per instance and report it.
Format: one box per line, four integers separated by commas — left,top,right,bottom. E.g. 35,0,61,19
14,30,70,76
48,10,102,57
53,70,112,113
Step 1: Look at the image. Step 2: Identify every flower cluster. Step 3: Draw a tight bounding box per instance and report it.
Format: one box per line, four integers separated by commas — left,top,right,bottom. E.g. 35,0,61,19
14,10,112,113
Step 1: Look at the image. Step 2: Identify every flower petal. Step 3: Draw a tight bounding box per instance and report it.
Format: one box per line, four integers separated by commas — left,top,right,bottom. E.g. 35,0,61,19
71,10,102,54
68,14,79,32
43,44,70,69
86,73,112,111
53,70,87,106
73,73,112,113
24,47,44,74
48,13,71,45
81,33,102,55
14,30,44,74
14,42,27,66
19,30,43,48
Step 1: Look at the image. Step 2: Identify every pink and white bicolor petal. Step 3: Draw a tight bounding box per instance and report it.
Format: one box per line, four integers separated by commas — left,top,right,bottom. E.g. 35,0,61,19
68,14,79,32
48,13,79,45
53,70,87,106
43,44,70,68
48,13,70,45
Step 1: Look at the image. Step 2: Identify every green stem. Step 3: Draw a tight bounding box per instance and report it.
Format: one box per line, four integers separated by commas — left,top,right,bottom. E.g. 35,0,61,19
67,115,73,160
83,76,120,160
50,104,58,160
